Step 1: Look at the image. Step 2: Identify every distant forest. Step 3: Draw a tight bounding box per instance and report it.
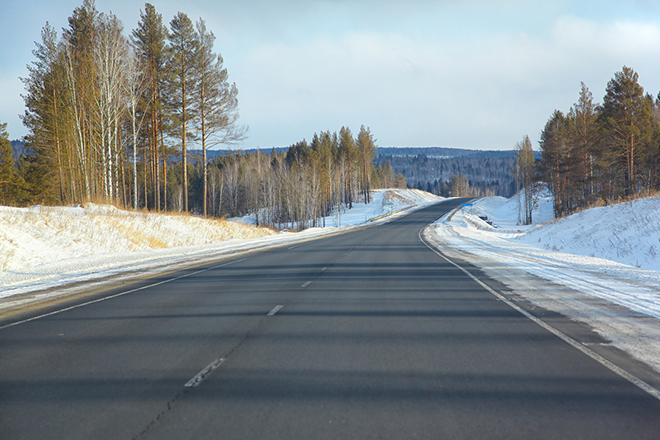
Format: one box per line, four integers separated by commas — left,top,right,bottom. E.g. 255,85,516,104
375,149,518,198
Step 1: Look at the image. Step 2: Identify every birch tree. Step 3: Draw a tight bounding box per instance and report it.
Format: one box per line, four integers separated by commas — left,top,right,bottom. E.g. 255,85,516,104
124,46,148,209
63,0,99,202
514,135,535,225
94,12,128,201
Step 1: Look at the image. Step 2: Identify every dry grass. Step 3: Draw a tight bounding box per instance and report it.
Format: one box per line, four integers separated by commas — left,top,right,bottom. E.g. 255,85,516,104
556,190,660,219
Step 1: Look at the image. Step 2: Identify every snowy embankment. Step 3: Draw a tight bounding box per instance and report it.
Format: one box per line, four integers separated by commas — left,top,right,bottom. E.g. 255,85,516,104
425,194,660,371
0,189,441,306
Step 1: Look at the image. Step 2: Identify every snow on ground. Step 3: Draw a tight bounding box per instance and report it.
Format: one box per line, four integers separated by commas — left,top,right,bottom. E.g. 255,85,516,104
0,189,442,307
0,204,275,273
229,188,441,228
426,193,660,372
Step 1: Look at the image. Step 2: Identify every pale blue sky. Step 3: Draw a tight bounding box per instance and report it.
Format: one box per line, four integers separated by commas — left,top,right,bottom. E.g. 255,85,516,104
1,0,659,150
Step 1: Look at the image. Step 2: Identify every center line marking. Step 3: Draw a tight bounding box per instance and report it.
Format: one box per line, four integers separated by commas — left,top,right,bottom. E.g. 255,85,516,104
185,357,226,387
301,281,313,288
267,305,284,316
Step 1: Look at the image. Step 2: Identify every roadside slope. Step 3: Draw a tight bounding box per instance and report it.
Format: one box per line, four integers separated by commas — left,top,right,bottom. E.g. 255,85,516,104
425,195,660,372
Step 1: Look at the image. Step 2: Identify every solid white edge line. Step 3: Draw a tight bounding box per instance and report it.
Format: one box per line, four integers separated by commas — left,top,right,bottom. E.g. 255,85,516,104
185,357,226,387
0,258,247,331
418,227,660,402
267,305,284,316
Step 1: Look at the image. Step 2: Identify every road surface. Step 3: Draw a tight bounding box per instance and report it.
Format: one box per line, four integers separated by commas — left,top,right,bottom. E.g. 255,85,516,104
1,198,660,439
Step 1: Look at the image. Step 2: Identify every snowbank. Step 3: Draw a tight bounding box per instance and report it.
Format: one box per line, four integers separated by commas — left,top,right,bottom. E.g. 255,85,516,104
229,188,442,228
0,204,274,273
0,189,442,304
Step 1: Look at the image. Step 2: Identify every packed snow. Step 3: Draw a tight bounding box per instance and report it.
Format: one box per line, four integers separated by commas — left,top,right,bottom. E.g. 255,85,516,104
426,193,660,372
0,189,441,307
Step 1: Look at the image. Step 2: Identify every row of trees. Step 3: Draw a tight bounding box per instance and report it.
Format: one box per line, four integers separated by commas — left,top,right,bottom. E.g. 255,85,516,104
537,67,660,218
195,126,401,230
20,0,244,214
0,123,27,205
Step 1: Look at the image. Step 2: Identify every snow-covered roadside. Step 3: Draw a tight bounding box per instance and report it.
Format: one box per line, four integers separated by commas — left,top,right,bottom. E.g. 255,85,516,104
229,188,440,228
0,189,442,309
425,195,660,372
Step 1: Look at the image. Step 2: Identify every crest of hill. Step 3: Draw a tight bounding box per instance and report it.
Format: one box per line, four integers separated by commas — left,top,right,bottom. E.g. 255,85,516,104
376,147,518,159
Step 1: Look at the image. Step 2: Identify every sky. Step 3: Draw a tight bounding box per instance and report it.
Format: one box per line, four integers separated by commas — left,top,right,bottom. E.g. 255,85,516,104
1,0,660,150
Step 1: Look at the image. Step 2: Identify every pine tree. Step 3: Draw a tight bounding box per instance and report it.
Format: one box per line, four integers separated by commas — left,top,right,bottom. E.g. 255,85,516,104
356,125,377,203
599,66,655,195
539,110,570,217
193,18,246,216
132,2,168,210
0,123,26,205
21,22,68,203
167,11,197,212
570,82,599,202
338,126,357,208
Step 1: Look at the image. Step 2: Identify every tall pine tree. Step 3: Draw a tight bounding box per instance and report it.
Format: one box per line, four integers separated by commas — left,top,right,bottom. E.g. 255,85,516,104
167,12,197,212
193,18,245,216
132,2,168,210
599,66,655,195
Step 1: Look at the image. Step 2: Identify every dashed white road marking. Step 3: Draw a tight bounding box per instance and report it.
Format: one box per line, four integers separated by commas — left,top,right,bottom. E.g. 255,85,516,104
185,358,226,387
267,305,284,316
301,281,313,288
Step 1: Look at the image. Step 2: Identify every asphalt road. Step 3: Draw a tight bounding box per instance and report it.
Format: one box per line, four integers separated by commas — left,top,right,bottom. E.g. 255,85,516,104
2,198,660,439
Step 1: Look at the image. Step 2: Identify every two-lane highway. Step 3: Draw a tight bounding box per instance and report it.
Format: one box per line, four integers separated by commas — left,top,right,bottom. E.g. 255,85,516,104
2,198,660,439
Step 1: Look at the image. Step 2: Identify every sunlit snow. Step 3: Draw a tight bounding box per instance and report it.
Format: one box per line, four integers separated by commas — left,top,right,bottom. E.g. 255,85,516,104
0,189,440,302
426,193,660,371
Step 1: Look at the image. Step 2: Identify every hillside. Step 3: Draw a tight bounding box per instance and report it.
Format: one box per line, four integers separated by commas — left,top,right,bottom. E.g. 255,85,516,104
376,153,516,197
449,195,660,272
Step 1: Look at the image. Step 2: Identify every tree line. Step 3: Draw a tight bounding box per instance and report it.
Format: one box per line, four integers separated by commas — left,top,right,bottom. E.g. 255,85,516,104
195,126,404,230
535,66,660,218
15,0,244,215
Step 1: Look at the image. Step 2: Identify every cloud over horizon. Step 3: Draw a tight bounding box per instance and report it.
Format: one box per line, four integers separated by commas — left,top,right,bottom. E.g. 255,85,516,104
1,1,660,151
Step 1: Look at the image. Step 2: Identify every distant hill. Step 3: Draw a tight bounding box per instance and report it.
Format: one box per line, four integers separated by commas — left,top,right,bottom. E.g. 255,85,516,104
375,147,524,197
10,140,29,161
187,147,288,163
377,146,518,159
